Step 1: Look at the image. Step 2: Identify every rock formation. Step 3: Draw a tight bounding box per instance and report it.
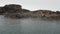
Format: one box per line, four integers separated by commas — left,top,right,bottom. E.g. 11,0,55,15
0,4,60,19
3,4,22,13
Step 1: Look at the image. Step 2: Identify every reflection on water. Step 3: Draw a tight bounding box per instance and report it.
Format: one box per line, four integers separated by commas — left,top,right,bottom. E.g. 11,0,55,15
0,15,60,34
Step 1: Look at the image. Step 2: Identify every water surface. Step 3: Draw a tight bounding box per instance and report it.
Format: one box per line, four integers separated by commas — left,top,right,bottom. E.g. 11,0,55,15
0,15,60,34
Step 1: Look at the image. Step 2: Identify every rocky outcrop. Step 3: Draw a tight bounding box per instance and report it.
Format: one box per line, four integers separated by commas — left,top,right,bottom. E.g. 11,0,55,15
0,4,60,19
3,4,22,13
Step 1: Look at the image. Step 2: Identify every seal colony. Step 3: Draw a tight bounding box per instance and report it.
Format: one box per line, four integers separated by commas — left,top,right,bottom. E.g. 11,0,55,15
0,4,60,20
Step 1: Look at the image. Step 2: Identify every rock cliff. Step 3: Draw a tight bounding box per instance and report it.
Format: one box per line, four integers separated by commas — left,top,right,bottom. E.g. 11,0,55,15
0,4,60,19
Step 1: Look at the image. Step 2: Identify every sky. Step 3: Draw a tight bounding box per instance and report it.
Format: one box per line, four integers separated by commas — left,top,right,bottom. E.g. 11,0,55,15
0,0,60,11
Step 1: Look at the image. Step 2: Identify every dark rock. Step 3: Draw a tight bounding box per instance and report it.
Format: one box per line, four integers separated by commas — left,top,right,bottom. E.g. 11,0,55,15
3,4,22,13
0,4,60,19
56,11,60,14
0,7,5,14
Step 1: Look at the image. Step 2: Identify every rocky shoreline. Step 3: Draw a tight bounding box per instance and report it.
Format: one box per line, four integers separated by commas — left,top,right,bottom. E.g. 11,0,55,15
0,4,60,19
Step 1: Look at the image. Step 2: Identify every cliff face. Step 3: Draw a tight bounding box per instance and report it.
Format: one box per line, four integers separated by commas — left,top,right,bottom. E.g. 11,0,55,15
0,4,60,19
3,4,22,13
0,7,5,14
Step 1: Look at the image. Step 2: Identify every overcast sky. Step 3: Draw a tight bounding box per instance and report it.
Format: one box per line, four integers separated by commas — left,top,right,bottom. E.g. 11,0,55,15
0,0,60,11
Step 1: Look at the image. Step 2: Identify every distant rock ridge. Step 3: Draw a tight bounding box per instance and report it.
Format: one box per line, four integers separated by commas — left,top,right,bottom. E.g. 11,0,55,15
0,4,60,19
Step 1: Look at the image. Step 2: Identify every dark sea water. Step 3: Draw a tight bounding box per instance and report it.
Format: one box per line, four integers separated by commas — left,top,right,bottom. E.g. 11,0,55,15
0,15,60,34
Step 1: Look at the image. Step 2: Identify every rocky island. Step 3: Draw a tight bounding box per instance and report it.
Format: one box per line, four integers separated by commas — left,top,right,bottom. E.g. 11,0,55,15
0,4,60,19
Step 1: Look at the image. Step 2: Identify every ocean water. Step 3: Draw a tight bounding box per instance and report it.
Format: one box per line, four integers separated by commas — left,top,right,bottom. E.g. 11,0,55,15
0,15,60,34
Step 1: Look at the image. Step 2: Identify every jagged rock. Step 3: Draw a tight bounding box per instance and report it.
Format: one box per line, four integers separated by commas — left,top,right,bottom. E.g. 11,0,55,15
3,4,22,13
0,4,60,19
0,7,5,14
